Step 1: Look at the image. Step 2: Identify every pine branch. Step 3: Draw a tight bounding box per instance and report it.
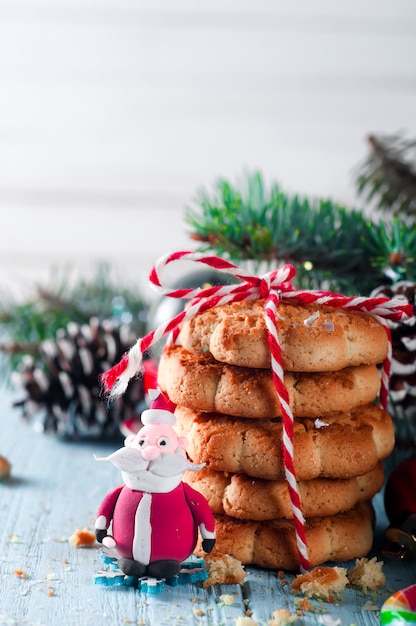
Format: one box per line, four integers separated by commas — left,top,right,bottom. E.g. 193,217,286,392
186,171,415,294
366,217,416,282
356,132,416,219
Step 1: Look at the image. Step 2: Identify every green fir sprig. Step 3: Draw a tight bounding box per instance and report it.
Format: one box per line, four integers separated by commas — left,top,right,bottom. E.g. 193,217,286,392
186,171,415,295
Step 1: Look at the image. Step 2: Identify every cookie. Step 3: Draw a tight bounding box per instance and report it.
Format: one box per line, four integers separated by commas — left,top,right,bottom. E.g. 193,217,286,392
175,404,394,481
194,502,375,571
184,463,384,520
158,345,381,418
179,301,388,371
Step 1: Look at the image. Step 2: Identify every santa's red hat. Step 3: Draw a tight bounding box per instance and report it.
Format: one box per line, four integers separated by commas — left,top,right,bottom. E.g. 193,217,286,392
141,388,177,425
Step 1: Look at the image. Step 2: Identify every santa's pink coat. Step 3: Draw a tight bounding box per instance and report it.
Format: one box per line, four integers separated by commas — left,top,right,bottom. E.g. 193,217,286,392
97,482,215,564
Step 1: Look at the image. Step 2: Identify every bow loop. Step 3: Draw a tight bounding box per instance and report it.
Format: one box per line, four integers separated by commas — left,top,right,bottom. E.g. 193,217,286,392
259,277,271,300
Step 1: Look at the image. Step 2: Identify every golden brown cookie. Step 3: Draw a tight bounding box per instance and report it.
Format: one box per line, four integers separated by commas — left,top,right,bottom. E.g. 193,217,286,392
179,301,388,371
184,463,384,520
158,345,381,418
175,404,394,481
194,502,375,571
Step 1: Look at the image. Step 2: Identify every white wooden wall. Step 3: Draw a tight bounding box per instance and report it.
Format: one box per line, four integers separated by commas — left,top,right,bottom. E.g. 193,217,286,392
1,0,415,300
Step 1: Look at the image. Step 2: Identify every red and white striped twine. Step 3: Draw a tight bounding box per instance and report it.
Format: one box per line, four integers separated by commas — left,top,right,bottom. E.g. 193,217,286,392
101,250,412,571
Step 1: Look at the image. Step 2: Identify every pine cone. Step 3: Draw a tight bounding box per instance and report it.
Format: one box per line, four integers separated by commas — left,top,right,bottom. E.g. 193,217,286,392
12,318,157,439
371,281,416,446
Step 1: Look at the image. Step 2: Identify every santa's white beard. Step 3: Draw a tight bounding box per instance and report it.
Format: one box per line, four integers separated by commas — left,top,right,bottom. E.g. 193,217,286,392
95,447,205,493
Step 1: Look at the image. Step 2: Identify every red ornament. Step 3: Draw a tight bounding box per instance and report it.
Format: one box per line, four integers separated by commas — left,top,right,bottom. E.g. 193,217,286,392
384,456,416,526
383,456,416,560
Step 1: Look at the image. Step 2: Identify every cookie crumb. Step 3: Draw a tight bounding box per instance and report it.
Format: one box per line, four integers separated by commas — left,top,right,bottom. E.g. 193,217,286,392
291,566,348,600
13,568,27,579
69,527,96,548
268,608,298,625
203,552,246,588
220,594,237,606
347,557,385,591
0,455,11,479
299,597,313,611
234,618,259,626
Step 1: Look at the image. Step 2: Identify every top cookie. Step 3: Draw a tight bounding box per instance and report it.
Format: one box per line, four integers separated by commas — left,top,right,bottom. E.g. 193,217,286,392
179,300,388,371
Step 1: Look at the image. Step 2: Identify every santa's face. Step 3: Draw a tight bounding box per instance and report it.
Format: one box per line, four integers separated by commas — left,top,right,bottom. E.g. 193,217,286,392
95,423,204,493
130,423,185,460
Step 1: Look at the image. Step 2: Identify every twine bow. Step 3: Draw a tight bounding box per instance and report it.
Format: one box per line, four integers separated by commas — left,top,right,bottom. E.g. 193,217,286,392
101,250,413,572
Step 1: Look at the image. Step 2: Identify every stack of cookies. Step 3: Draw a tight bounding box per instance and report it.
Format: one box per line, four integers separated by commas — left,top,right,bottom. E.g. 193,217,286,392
157,300,395,571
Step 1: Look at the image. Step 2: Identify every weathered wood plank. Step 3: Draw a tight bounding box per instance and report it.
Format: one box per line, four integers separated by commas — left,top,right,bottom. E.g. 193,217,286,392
1,388,415,625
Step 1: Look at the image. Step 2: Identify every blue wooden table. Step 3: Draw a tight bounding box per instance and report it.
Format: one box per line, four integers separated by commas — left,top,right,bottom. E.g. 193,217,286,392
1,388,415,626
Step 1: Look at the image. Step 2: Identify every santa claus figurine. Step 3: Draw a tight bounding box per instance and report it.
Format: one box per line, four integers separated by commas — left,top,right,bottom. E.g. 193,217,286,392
94,391,216,579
